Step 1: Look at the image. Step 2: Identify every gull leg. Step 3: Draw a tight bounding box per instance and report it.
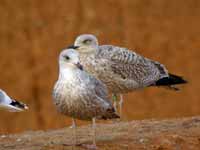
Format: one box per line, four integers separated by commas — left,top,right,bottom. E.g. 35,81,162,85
92,118,96,146
72,118,77,146
81,118,97,149
112,94,118,112
62,118,78,147
83,118,97,149
119,94,123,119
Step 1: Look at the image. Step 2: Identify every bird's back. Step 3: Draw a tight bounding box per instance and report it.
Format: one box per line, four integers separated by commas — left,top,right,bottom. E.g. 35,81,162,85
79,45,169,93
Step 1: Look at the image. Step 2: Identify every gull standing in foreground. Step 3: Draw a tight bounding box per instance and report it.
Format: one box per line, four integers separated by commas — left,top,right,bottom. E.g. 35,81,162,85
0,89,28,112
71,34,187,117
52,49,119,148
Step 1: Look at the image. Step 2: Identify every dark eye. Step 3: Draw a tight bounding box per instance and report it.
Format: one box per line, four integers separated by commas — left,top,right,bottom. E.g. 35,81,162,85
83,39,91,44
65,56,70,60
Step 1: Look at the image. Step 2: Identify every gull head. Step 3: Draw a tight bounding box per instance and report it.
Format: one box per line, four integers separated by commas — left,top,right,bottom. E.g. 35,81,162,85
59,49,83,70
73,34,98,52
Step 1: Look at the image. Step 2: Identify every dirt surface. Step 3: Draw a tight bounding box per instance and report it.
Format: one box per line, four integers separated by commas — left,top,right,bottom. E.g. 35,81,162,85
0,0,200,133
1,117,200,150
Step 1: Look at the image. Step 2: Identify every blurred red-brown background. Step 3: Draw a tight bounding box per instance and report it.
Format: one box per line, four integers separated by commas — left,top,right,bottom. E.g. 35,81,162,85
0,0,199,133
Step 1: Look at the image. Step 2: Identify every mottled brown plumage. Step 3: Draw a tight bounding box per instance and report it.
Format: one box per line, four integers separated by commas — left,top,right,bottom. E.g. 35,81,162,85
52,49,119,147
74,34,187,92
74,38,170,93
53,49,118,120
73,34,187,117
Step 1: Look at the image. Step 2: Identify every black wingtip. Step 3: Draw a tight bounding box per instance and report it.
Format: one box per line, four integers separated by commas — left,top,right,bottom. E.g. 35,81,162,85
156,73,188,86
168,73,188,84
101,107,120,120
10,99,28,110
101,113,120,120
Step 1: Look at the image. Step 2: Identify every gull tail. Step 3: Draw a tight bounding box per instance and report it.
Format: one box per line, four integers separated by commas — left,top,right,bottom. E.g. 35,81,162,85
155,73,188,90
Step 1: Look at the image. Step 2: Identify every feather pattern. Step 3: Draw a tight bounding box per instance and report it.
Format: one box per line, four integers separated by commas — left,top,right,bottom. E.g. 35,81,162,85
52,49,119,120
74,34,187,93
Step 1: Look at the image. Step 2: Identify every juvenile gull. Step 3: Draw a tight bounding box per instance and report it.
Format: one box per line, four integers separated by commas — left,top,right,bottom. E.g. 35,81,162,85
52,49,119,148
0,89,28,112
71,34,187,117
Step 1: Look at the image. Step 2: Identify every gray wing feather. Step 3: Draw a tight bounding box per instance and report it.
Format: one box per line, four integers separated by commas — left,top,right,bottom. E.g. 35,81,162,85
88,75,111,105
83,75,115,119
98,45,168,85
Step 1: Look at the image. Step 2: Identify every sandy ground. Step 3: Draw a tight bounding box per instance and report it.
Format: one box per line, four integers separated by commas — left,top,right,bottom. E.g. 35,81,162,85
1,116,200,150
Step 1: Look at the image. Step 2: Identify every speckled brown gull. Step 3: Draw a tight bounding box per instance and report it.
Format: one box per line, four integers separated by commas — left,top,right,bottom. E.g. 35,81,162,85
0,89,28,112
72,34,187,117
52,49,119,148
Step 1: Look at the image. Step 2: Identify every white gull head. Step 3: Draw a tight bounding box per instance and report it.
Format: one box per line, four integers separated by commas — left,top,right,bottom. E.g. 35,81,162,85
74,34,98,52
59,49,83,71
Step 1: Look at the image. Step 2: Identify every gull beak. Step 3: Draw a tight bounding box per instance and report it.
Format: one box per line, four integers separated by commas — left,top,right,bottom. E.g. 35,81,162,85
76,62,83,70
67,45,79,49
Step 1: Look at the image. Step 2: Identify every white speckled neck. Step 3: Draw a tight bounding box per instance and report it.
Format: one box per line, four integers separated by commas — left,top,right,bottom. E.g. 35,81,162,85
59,68,75,80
